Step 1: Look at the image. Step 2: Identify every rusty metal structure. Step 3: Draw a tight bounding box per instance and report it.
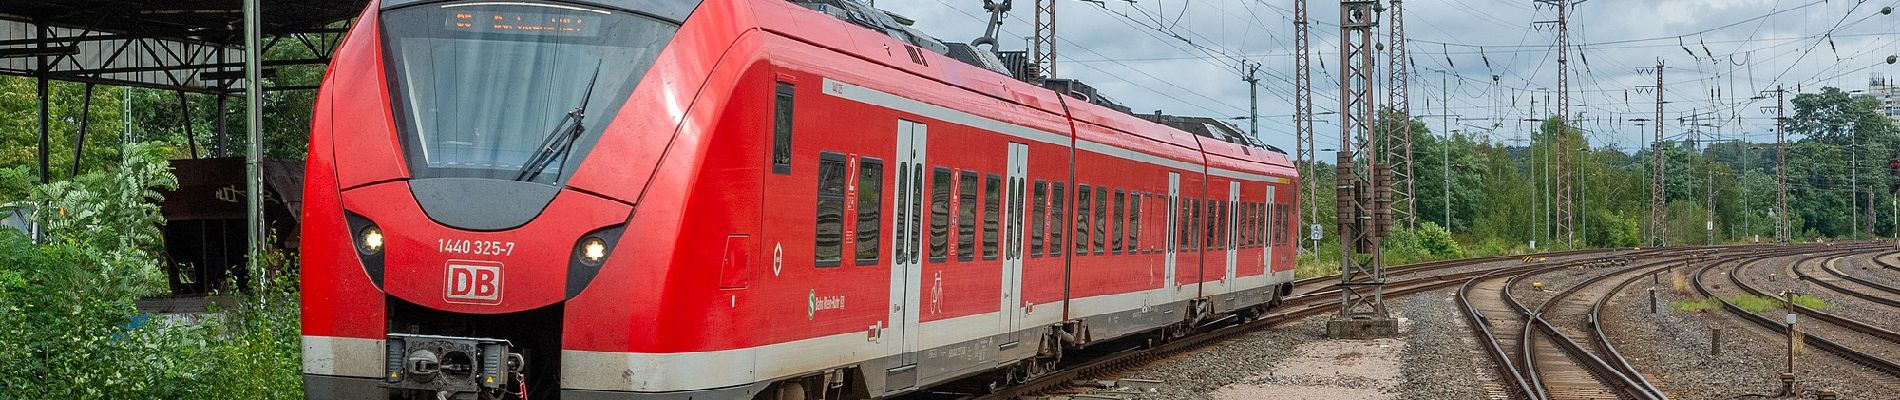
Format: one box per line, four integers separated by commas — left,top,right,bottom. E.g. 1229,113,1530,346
1334,0,1390,322
0,0,363,293
1776,85,1789,243
1536,0,1579,247
1295,0,1318,255
1385,0,1414,231
1648,61,1667,248
1033,0,1055,79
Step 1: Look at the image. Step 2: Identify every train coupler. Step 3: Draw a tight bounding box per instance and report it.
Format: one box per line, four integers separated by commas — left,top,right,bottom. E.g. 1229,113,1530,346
383,333,523,400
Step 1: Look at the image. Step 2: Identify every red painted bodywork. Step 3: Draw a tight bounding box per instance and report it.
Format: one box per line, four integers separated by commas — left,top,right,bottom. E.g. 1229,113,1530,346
302,0,1299,390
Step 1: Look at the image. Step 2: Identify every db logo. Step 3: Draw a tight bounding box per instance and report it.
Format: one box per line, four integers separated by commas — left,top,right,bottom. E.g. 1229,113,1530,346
445,260,503,305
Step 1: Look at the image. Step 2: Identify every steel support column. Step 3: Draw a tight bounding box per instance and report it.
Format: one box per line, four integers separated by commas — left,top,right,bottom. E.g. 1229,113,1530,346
1648,62,1666,248
1385,0,1414,231
1294,0,1317,256
1331,0,1392,333
244,0,267,281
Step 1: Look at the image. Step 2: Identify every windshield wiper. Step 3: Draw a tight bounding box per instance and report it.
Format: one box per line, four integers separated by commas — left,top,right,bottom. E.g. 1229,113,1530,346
514,62,604,182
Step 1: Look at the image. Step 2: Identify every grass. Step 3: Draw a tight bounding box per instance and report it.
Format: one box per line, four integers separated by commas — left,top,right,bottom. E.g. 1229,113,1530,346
1723,295,1785,313
1792,294,1829,310
1670,297,1721,313
1669,269,1690,295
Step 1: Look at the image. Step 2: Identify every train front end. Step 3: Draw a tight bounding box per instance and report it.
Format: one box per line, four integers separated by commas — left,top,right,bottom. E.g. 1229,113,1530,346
300,1,734,399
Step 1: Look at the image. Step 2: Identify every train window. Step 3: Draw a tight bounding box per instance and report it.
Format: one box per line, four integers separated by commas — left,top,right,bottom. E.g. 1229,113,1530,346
1280,205,1291,246
1032,181,1047,257
1129,193,1141,253
959,172,979,262
1112,190,1125,254
1191,199,1203,250
856,158,883,265
1075,185,1092,255
1050,184,1066,256
772,83,795,175
1093,186,1107,255
930,167,952,262
895,162,909,262
1211,199,1224,250
1177,197,1191,250
1270,204,1281,246
814,153,846,267
1236,202,1247,248
1215,200,1228,250
1266,204,1276,247
1249,203,1260,248
983,174,1001,260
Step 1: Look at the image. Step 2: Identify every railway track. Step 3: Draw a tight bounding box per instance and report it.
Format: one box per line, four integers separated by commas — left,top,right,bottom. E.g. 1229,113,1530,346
1691,246,1900,381
1459,253,1690,400
966,249,1648,399
1287,248,1621,302
1806,255,1900,307
1527,258,1678,400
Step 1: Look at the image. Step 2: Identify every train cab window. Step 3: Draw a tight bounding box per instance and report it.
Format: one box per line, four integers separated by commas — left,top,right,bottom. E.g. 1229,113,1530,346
1129,193,1142,253
772,83,796,175
1075,185,1092,255
1032,181,1048,257
380,3,677,184
958,172,979,261
1112,190,1125,254
856,158,883,265
1093,186,1107,255
983,175,1002,260
930,167,952,262
1051,184,1066,256
815,153,846,266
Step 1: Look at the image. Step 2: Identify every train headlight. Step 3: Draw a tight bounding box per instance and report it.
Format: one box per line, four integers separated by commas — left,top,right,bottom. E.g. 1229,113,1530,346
581,237,608,264
359,225,385,254
566,226,625,299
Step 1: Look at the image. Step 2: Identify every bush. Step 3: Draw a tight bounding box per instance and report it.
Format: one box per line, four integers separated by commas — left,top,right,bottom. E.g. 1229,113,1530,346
0,144,300,399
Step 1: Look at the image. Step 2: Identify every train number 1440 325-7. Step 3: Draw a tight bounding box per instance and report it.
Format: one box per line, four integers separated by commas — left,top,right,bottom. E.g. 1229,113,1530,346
438,239,516,257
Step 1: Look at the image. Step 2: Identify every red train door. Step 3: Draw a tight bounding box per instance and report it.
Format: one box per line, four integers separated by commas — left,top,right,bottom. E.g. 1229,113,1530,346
1225,181,1240,287
886,119,927,390
1265,185,1276,273
1165,172,1180,292
1000,142,1028,345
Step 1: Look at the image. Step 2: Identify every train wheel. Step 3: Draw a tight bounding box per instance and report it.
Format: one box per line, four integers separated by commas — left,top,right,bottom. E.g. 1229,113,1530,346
772,381,809,400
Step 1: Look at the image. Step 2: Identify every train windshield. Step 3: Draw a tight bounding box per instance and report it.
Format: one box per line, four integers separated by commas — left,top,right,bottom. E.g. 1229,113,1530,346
381,1,677,184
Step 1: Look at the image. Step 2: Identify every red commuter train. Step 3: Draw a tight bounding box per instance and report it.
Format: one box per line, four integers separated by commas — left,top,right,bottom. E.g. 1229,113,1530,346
299,0,1300,399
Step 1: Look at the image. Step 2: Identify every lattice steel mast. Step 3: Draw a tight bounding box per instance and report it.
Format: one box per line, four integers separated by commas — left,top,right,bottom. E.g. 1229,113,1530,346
1386,0,1414,230
1295,0,1317,255
1536,0,1581,247
1328,0,1396,338
1775,85,1789,243
1033,0,1055,78
1648,61,1667,247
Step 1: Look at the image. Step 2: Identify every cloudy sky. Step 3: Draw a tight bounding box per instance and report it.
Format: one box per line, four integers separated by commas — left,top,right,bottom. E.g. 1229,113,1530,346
873,0,1900,154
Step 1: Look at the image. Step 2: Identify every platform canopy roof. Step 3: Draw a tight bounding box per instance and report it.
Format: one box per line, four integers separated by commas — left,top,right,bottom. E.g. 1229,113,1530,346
0,0,368,93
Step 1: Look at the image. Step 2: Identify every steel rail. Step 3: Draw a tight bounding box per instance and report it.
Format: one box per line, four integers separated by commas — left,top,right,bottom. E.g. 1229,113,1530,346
1743,256,1900,345
1590,260,1680,400
1530,258,1680,400
1690,247,1900,378
977,250,1653,400
1818,256,1900,300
